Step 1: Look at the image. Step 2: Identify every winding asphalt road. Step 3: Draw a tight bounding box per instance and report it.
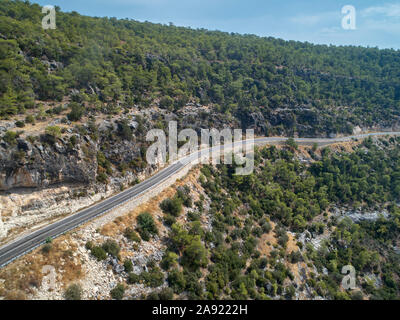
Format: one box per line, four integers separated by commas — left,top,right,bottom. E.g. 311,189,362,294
1,131,399,267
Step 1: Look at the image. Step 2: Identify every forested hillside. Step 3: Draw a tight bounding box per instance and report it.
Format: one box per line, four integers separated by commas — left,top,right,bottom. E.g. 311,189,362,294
2,0,400,136
144,137,400,300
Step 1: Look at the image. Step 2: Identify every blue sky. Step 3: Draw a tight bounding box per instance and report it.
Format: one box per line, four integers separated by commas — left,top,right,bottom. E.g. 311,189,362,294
31,0,400,49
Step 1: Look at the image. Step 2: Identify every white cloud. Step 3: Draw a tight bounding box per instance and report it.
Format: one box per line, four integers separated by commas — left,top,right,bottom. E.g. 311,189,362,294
359,3,400,37
362,3,400,17
362,19,400,34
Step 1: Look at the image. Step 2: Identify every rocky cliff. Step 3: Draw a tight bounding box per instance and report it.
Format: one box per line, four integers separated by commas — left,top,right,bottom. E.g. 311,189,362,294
0,136,97,191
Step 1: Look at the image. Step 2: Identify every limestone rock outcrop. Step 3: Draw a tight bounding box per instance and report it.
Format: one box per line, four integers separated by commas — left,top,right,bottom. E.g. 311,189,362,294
0,136,97,191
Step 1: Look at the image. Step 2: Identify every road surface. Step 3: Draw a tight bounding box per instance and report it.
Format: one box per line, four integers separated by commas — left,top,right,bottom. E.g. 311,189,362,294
1,131,399,267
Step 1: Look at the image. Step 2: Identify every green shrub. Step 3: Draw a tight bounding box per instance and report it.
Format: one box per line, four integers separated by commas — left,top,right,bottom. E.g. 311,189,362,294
110,283,125,300
45,126,61,138
159,96,174,110
15,120,25,128
124,228,141,243
261,221,272,234
25,115,35,124
96,172,108,184
160,251,179,271
91,246,107,261
289,251,303,264
141,267,164,288
146,291,160,300
189,221,204,237
69,135,77,146
177,186,193,207
285,137,298,150
128,273,141,284
188,211,201,222
64,284,82,300
276,229,289,247
181,239,208,271
124,259,133,273
158,287,174,300
67,102,84,121
41,243,52,254
85,241,93,250
102,239,120,258
163,214,176,227
160,197,183,217
136,212,158,240
3,131,18,145
117,119,132,140
167,269,186,294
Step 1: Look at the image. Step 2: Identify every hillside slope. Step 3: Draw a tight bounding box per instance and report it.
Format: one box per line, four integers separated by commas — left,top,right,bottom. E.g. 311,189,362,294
1,0,400,137
1,137,400,300
1,1,400,249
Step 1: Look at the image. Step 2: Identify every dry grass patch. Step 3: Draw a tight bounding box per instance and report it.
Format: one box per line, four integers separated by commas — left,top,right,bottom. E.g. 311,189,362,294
0,235,82,300
257,222,278,257
316,140,360,155
286,233,299,255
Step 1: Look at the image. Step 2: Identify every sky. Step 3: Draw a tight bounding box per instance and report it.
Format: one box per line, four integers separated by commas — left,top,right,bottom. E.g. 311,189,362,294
31,0,400,49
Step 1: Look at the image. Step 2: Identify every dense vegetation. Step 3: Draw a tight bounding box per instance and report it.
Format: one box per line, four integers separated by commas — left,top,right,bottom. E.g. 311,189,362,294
134,137,400,300
2,1,400,136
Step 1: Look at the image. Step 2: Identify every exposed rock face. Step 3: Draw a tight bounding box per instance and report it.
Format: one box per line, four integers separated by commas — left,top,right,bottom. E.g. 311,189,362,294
0,184,110,242
334,207,390,223
0,113,164,241
0,136,98,191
